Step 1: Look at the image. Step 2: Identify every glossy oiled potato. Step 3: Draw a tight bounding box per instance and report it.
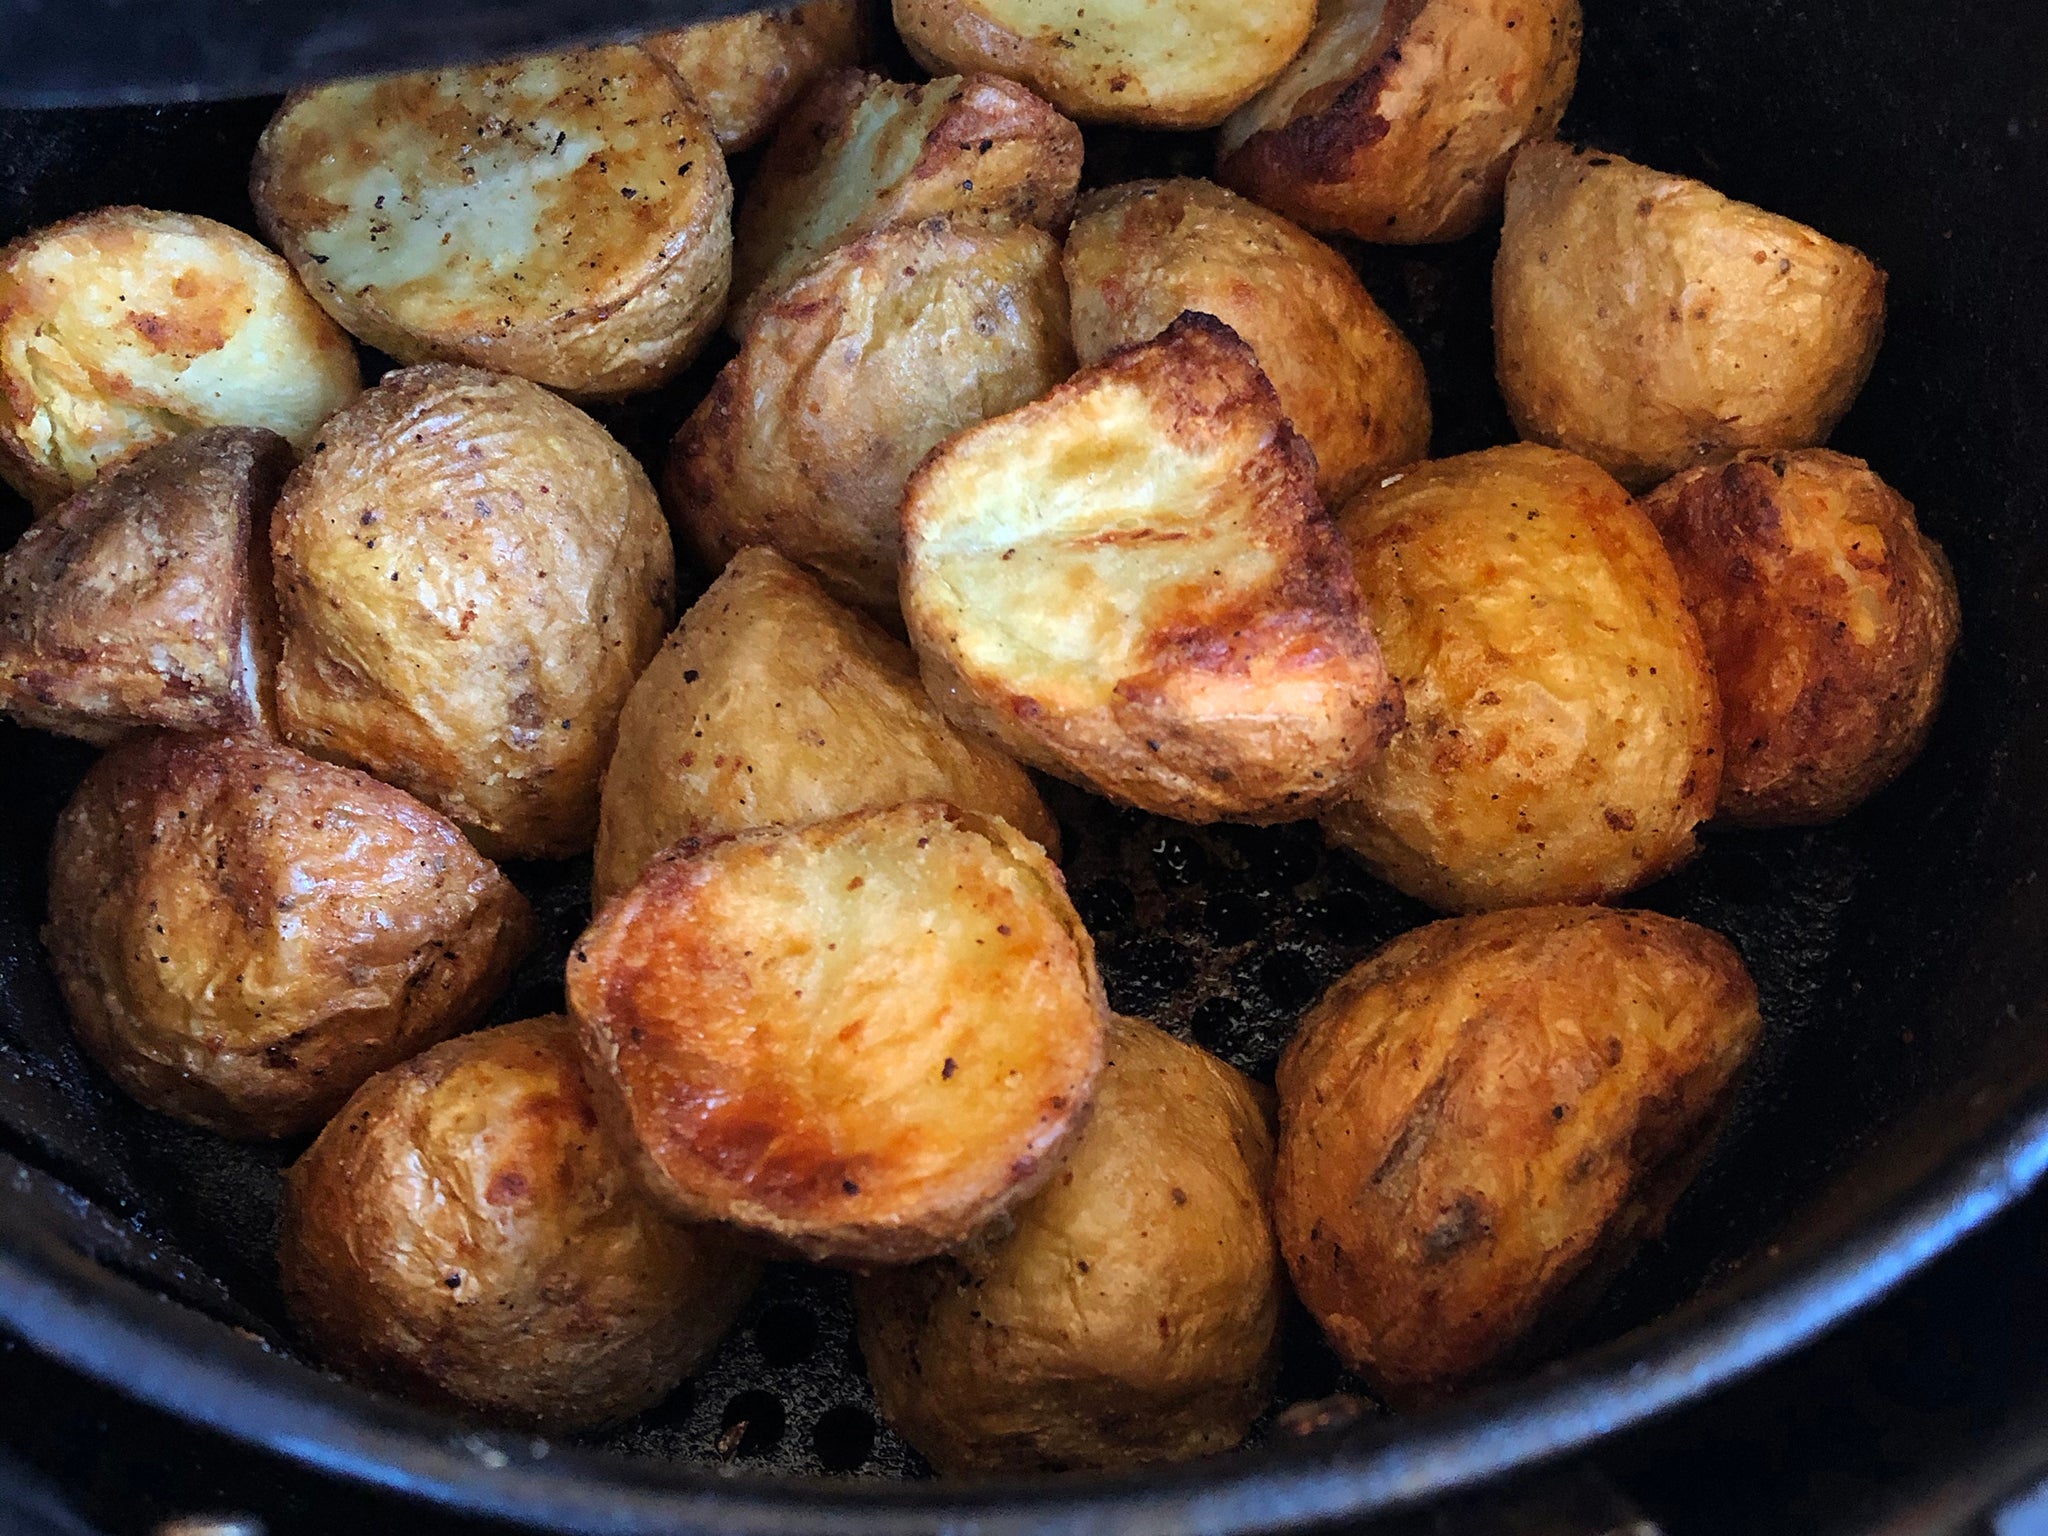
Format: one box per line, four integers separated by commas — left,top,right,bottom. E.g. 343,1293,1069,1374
1217,0,1582,244
1642,449,1960,825
1495,143,1887,490
0,427,289,744
1278,906,1761,1401
281,1017,758,1431
1321,444,1719,911
44,732,533,1139
902,312,1403,823
569,802,1107,1264
642,1,866,152
856,1016,1280,1473
272,365,674,860
1064,179,1431,506
253,48,730,399
668,218,1074,615
593,547,1057,906
0,207,359,508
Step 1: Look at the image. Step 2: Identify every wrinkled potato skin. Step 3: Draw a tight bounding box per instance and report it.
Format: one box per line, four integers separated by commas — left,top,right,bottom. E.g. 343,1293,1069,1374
0,427,289,744
669,219,1074,616
272,365,674,861
856,1016,1280,1473
280,1017,758,1431
1217,0,1582,244
1322,445,1719,911
1641,450,1959,826
1065,179,1431,505
1277,906,1761,1401
1495,143,1887,491
594,548,1056,906
642,1,866,152
44,733,533,1139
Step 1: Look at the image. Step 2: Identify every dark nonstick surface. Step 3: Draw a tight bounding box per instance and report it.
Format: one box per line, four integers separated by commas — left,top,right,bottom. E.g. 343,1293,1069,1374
4,2,2048,1530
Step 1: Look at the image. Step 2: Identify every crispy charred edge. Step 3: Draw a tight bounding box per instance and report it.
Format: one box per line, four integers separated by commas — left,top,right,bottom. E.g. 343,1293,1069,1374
908,73,1084,227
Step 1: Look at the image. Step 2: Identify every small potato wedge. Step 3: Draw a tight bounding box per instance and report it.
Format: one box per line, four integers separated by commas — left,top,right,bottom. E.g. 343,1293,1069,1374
642,0,866,152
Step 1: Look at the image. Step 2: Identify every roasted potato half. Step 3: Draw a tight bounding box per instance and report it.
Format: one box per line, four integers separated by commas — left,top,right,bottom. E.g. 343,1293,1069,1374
902,311,1402,823
44,732,533,1139
1064,179,1431,506
1495,142,1887,490
569,802,1107,1265
281,1016,758,1431
1217,0,1583,244
593,547,1057,906
0,427,289,744
0,207,359,508
1277,906,1760,1401
272,364,674,861
642,0,866,152
856,1015,1280,1474
1321,444,1719,911
253,48,731,399
1642,449,1960,826
729,69,1082,334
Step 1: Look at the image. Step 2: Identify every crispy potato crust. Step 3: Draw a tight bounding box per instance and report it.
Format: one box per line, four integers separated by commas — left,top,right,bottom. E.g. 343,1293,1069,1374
903,311,1402,823
856,1015,1280,1473
44,732,533,1139
729,69,1082,334
1642,449,1959,825
1494,142,1887,490
1321,444,1719,911
272,364,674,861
642,0,867,152
1277,906,1761,1400
0,207,359,507
593,547,1057,906
1217,0,1582,244
0,427,289,744
669,218,1074,616
569,802,1107,1264
253,48,731,399
1065,178,1431,506
280,1016,758,1431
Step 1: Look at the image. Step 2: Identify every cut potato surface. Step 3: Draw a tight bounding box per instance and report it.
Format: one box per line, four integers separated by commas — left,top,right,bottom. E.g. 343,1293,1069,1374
642,1,866,152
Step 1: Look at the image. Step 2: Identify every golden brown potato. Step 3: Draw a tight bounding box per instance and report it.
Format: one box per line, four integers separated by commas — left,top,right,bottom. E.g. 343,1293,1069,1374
569,801,1107,1265
253,48,730,399
902,311,1403,824
1277,906,1761,1402
1321,445,1719,911
728,69,1082,335
1494,143,1888,491
668,218,1073,616
855,1015,1280,1473
1217,0,1582,244
892,0,1312,129
593,547,1057,906
0,427,289,744
272,364,674,861
44,732,533,1139
1064,178,1431,506
0,207,359,508
642,1,866,152
1641,449,1959,826
280,1016,758,1431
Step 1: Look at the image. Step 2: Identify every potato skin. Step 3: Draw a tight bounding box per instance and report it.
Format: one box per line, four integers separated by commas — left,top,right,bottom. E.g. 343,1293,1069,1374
1217,0,1582,244
593,547,1057,906
280,1016,758,1431
44,732,533,1139
1064,178,1431,506
1322,445,1719,911
0,207,359,508
669,218,1074,616
1495,143,1887,491
1277,906,1761,1400
0,427,289,744
856,1015,1280,1473
272,364,674,861
1641,450,1959,826
642,0,866,152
